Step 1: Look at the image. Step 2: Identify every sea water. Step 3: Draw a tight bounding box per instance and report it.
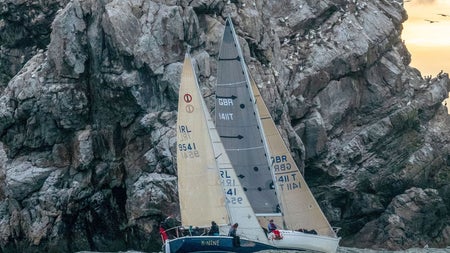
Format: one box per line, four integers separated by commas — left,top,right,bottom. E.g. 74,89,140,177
76,246,450,253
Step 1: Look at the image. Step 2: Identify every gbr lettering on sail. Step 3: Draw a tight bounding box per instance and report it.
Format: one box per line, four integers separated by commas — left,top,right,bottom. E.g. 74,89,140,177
217,98,233,120
272,155,301,191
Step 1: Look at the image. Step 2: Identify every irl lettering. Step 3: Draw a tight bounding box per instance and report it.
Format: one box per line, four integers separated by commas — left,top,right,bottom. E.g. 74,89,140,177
178,125,191,133
220,170,236,186
179,125,192,141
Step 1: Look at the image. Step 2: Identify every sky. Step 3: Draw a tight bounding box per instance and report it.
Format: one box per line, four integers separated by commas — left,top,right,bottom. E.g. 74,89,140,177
402,0,450,76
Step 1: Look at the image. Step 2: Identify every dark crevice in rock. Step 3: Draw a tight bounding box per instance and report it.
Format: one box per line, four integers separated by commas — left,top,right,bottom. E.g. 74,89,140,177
248,40,270,66
291,4,339,37
192,2,223,16
112,186,127,214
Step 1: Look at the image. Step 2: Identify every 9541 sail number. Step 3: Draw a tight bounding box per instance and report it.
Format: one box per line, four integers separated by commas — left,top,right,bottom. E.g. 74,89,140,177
178,143,199,158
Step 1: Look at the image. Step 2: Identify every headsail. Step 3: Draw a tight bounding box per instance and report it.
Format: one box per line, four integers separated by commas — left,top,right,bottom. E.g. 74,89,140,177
215,18,279,216
251,77,336,237
168,52,278,253
177,53,228,227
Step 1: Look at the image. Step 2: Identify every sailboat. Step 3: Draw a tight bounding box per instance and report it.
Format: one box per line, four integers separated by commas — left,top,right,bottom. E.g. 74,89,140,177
215,17,341,253
164,50,278,253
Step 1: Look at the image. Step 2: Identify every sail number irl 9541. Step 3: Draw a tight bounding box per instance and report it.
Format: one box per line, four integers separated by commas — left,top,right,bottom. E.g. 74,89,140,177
178,125,199,158
220,170,243,205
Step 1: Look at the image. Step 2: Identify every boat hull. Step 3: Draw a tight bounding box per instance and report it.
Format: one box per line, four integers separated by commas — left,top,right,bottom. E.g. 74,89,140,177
267,230,340,253
164,236,277,253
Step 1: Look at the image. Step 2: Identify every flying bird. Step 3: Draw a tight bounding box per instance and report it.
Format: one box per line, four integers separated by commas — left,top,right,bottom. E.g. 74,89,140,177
437,13,449,17
425,19,439,23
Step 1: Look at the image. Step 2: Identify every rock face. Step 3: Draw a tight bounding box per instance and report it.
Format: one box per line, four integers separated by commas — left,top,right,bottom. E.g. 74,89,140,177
0,0,449,252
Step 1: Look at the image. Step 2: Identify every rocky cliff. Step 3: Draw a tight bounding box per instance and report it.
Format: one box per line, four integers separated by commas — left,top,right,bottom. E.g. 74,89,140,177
0,0,449,252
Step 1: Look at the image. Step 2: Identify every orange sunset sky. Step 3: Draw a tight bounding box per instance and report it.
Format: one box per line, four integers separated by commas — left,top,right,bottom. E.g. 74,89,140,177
402,0,450,76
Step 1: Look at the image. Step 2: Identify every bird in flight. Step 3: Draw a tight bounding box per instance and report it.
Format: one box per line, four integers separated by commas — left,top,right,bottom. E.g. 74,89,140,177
425,19,439,23
437,13,449,17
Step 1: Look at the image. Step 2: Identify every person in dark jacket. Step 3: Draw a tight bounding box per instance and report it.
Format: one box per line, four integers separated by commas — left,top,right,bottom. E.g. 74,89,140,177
228,223,238,236
208,221,219,236
228,223,240,246
267,219,277,233
268,219,282,239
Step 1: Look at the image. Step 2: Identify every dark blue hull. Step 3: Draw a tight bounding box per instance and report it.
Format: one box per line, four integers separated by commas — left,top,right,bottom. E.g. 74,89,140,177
164,236,277,253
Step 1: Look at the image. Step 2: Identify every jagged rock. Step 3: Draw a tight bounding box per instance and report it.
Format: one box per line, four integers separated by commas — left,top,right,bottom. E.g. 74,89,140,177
300,109,328,160
0,0,70,88
0,0,449,252
316,77,359,131
344,188,448,249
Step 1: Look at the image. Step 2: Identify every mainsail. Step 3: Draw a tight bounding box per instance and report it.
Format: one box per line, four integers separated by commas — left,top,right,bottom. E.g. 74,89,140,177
204,86,268,243
215,18,279,217
177,53,228,227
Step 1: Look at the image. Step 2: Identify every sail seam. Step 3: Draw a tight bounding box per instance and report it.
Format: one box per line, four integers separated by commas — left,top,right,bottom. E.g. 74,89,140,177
219,56,240,61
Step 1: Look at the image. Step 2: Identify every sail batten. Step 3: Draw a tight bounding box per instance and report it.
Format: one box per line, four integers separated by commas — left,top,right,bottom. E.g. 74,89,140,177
217,81,247,86
224,146,265,151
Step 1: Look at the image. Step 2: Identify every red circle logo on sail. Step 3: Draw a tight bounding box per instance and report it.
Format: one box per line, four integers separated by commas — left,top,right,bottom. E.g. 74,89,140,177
184,93,192,103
